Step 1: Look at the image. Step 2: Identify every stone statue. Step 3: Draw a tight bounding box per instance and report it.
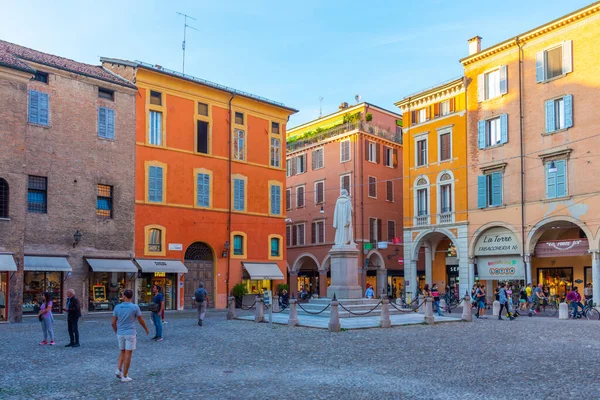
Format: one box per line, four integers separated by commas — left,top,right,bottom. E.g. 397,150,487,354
333,189,354,246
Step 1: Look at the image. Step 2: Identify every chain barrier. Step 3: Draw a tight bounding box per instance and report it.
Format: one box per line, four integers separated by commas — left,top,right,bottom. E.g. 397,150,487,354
337,299,383,316
389,299,426,313
273,305,287,314
240,301,257,311
296,301,331,315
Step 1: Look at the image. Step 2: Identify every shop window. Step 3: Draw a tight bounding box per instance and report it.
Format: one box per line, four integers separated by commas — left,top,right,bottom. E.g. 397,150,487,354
89,272,126,312
23,271,63,314
27,175,47,214
137,273,176,311
0,178,8,218
538,267,573,300
96,184,113,218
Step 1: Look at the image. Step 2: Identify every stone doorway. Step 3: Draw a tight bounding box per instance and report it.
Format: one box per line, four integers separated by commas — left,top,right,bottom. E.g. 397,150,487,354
184,242,215,309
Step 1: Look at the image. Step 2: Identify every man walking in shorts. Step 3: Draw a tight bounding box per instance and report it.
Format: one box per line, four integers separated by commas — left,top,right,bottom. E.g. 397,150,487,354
112,289,149,383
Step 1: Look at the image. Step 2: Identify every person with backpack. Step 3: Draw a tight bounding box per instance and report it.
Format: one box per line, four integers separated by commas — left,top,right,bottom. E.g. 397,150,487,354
498,283,515,321
476,284,487,319
193,282,209,326
432,284,444,316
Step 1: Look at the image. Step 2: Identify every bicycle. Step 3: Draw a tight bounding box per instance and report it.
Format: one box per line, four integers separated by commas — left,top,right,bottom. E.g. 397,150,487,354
569,299,599,320
528,296,559,317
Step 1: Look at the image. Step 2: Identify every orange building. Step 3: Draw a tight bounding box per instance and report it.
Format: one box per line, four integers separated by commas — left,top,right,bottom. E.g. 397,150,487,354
102,59,297,309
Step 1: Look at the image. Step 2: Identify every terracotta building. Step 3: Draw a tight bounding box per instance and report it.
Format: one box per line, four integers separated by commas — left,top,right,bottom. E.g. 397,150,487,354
102,59,297,309
461,2,600,301
0,41,137,322
285,103,403,299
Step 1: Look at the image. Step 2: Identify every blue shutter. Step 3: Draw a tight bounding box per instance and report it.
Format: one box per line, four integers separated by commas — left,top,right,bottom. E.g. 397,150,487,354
28,90,39,124
546,163,556,199
545,100,555,133
478,120,486,149
155,167,163,202
148,166,156,201
239,179,245,210
39,92,49,126
536,51,544,83
499,65,507,95
500,114,508,144
197,173,210,207
98,108,107,137
271,185,281,215
203,174,210,206
234,179,244,210
106,109,115,139
477,175,487,208
563,95,573,129
491,172,502,206
556,160,566,197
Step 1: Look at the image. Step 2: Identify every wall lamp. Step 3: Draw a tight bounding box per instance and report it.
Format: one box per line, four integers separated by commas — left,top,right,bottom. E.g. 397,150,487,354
73,230,82,248
222,240,230,258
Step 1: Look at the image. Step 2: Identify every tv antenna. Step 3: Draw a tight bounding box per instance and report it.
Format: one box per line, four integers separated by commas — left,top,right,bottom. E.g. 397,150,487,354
319,96,324,118
355,94,362,104
177,12,198,74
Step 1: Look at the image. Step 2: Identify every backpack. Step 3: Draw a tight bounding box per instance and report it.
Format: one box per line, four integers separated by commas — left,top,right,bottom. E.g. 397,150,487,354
194,288,206,302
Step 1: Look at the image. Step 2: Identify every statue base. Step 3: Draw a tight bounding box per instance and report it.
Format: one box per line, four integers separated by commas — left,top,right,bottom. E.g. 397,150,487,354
327,244,362,299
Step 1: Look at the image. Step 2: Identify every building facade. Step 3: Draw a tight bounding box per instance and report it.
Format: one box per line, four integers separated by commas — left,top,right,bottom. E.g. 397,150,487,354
461,2,600,301
102,59,297,309
285,103,403,299
0,41,137,322
396,78,469,300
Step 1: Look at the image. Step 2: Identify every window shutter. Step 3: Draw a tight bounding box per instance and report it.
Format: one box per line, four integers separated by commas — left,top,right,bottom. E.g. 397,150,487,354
477,175,487,208
478,120,486,149
491,172,502,206
311,222,316,244
98,107,107,137
292,225,297,246
562,40,573,74
311,150,317,170
477,74,485,102
564,95,573,128
546,163,556,199
286,189,291,210
365,140,369,161
286,226,291,247
148,167,156,201
425,106,430,121
318,222,324,243
536,51,544,83
449,97,455,112
203,174,210,206
274,186,281,214
376,143,381,164
387,181,393,201
369,219,375,243
239,180,245,209
499,65,507,95
545,100,555,133
411,110,416,125
291,157,297,175
106,109,115,139
393,149,398,168
377,219,382,243
39,92,49,125
556,160,566,197
434,103,440,118
156,167,163,202
28,90,39,124
500,114,508,144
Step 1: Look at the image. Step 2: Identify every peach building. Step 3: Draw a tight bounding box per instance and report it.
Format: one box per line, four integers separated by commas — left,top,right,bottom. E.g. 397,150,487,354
461,2,600,302
285,103,403,299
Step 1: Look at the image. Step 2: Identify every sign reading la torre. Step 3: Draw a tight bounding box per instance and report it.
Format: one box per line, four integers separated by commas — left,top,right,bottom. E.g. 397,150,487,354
475,227,520,256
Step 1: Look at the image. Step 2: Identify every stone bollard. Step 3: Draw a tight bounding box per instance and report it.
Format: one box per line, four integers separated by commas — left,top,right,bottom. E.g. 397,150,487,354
559,302,569,319
424,297,435,324
288,299,299,327
417,295,425,313
254,297,264,323
380,297,391,328
226,296,236,320
329,297,341,332
273,295,280,313
461,296,472,322
492,300,500,316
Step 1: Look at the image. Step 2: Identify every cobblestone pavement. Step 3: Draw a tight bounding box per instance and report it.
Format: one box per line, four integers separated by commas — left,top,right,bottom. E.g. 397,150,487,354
1,309,599,400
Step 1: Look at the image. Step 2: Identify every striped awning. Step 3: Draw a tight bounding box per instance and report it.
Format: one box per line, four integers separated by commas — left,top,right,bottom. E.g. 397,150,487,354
24,256,72,272
86,258,139,273
0,254,17,272
242,262,284,280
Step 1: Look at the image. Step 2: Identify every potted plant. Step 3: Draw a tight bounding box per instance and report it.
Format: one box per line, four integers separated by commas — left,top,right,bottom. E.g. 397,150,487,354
366,113,373,122
277,283,289,296
232,283,248,308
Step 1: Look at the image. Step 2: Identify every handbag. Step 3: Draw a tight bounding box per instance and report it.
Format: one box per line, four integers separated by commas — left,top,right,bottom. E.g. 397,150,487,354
149,303,160,313
38,315,43,322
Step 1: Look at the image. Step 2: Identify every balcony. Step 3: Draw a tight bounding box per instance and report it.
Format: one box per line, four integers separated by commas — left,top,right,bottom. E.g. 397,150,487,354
438,212,454,224
415,215,429,226
287,121,402,153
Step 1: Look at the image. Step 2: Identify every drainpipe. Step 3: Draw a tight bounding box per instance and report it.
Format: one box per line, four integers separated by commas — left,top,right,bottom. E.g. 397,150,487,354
517,37,528,284
226,93,235,297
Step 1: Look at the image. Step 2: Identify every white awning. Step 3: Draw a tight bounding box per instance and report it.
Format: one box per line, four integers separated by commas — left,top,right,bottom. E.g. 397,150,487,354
135,259,188,273
86,258,139,273
242,262,284,280
0,254,17,272
24,256,72,272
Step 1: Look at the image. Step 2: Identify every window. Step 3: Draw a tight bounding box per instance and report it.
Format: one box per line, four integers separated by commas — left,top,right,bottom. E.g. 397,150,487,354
296,186,305,208
235,112,244,125
233,235,244,255
485,69,500,99
197,121,209,154
312,148,324,170
340,174,351,195
368,176,377,198
98,107,115,139
286,159,293,177
270,138,281,167
478,66,507,101
545,95,573,133
296,154,306,174
271,122,280,134
233,129,245,160
148,166,164,203
383,147,393,167
386,181,393,202
293,224,305,246
148,229,162,252
546,160,567,199
417,188,428,216
416,139,427,166
440,100,450,116
270,184,281,215
198,102,209,116
33,71,48,83
477,172,503,208
0,178,9,218
28,90,49,126
148,110,163,145
286,225,292,247
196,172,210,208
369,218,382,243
439,132,451,161
286,188,292,210
233,178,246,211
96,184,113,218
340,140,350,162
98,88,114,101
314,181,324,204
440,183,452,213
150,91,162,106
311,220,325,244
368,141,377,162
270,237,281,257
418,108,426,123
27,175,47,213
387,221,396,242
537,41,572,83
478,115,507,149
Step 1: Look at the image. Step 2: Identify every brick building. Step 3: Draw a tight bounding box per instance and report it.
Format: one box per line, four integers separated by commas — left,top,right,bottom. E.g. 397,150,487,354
0,41,137,322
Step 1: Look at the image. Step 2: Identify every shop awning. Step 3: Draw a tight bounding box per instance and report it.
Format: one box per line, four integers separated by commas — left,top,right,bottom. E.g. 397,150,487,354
24,256,72,272
135,259,188,273
86,258,139,273
0,254,17,272
242,262,284,280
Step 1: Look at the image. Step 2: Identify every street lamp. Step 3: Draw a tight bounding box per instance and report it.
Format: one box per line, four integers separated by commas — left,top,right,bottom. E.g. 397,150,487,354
222,240,230,258
73,230,82,248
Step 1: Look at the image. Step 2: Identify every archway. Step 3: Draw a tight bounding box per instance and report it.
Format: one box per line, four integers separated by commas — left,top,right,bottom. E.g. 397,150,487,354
365,250,387,298
292,253,321,300
184,242,215,309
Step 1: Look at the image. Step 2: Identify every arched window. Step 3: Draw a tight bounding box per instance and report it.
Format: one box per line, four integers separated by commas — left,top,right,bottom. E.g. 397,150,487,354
437,171,455,223
0,179,8,218
414,176,430,226
231,232,247,259
148,229,162,252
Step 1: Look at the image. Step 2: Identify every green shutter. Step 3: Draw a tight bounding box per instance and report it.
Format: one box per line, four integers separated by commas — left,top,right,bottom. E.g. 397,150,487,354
477,176,486,208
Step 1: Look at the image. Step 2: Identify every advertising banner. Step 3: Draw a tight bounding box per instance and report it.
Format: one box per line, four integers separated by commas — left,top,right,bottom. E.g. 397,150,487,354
477,256,525,280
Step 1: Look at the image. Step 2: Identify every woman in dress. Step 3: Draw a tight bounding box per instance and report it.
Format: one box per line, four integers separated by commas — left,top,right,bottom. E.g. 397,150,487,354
38,292,55,345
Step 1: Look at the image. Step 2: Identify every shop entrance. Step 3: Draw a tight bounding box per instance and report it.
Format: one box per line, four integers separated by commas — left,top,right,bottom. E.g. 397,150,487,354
184,242,215,309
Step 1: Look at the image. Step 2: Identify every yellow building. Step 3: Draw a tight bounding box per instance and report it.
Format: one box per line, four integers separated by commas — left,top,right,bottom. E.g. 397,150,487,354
395,77,469,299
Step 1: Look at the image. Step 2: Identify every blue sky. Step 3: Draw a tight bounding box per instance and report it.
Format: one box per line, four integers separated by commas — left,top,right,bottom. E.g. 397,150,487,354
0,0,594,126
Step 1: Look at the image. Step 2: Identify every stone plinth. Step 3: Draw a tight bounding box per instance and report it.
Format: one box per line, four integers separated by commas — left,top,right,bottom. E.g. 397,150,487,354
327,244,362,299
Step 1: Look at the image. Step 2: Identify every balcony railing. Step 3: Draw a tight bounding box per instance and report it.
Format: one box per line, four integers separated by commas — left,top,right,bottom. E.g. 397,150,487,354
438,212,454,224
415,215,429,226
287,121,402,152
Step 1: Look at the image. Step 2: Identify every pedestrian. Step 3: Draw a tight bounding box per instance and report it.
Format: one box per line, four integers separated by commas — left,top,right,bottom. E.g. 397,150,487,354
525,283,533,309
432,284,444,316
63,289,81,348
471,284,478,309
566,286,584,318
279,289,289,309
38,292,55,346
529,284,545,316
365,284,375,299
498,283,515,320
584,284,592,301
112,289,149,383
519,286,528,310
150,285,164,341
476,284,487,319
193,282,209,326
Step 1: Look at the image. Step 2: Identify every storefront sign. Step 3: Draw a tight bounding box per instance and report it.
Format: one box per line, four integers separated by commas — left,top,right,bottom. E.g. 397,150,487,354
447,265,459,275
477,256,525,280
154,272,166,277
168,243,183,251
377,242,388,249
534,239,589,258
474,227,520,256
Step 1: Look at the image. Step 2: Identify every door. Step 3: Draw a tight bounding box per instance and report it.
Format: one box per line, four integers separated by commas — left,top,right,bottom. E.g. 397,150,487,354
184,242,215,309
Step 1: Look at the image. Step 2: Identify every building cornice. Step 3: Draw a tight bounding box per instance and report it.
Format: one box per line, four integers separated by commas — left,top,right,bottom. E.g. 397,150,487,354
395,78,464,112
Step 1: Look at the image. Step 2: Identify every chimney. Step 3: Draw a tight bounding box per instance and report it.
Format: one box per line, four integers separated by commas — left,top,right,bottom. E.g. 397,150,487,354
468,36,482,55
339,102,349,110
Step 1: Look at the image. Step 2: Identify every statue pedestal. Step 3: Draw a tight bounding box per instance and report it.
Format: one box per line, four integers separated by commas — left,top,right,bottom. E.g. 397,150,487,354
327,244,362,299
